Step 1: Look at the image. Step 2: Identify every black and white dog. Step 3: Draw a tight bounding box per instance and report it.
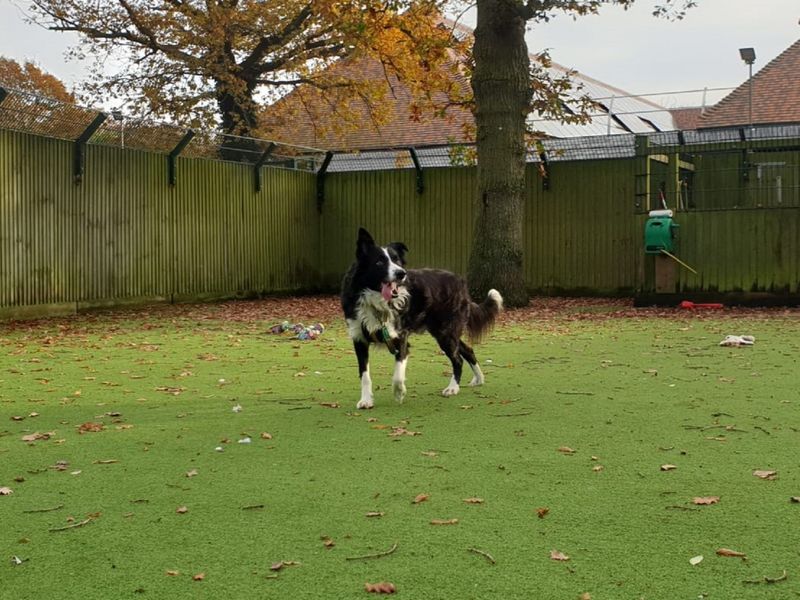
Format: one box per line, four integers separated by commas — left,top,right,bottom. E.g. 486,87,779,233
341,228,503,409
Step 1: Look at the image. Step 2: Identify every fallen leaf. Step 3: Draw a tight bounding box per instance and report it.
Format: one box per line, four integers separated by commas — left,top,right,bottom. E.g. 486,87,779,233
550,549,570,561
322,536,335,548
185,469,198,478
579,594,592,600
412,493,429,504
753,470,777,480
21,431,55,442
364,581,396,594
0,487,13,495
716,548,747,559
557,446,576,454
430,518,458,525
421,451,438,457
165,570,180,576
463,497,484,504
791,497,800,503
661,464,678,471
319,402,339,408
388,427,420,437
269,562,284,571
690,555,704,566
260,432,272,440
176,506,188,514
78,422,105,434
11,416,24,421
592,465,604,472
28,412,39,418
365,512,385,518
693,496,720,505
536,507,550,519
192,572,205,581
371,424,390,430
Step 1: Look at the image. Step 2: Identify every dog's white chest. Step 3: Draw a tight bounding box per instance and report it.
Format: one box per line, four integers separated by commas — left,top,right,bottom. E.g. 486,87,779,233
348,289,408,342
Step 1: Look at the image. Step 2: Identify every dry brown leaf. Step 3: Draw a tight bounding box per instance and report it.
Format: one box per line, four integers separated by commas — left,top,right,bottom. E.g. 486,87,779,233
0,487,13,495
557,446,576,454
165,570,180,576
388,427,421,437
421,451,438,457
550,549,570,561
791,496,800,503
322,537,335,548
11,416,24,421
78,422,105,434
579,594,592,600
365,511,385,518
364,581,396,594
753,470,777,480
185,469,198,478
463,497,484,504
716,548,747,559
693,496,720,505
412,493,429,504
592,465,604,472
21,431,55,442
319,402,339,408
192,572,205,581
176,506,189,514
371,424,390,430
269,562,284,571
536,507,550,519
430,518,458,525
260,432,273,440
661,464,678,471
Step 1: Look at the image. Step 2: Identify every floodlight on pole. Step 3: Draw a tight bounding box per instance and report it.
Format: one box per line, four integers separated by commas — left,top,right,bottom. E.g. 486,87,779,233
739,47,756,132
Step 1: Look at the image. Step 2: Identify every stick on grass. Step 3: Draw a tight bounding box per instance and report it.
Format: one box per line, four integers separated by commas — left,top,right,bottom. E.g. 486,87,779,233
23,504,64,513
345,542,398,561
49,518,93,532
467,547,496,564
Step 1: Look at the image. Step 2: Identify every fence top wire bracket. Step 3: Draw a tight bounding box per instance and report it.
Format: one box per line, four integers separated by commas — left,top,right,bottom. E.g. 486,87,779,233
408,147,424,195
168,130,196,186
316,151,334,212
73,112,107,184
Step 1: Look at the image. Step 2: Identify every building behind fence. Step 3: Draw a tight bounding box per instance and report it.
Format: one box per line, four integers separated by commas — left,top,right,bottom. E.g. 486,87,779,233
1,85,799,318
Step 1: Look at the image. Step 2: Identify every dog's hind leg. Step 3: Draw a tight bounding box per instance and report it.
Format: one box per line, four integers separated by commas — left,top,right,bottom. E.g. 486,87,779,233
459,340,484,386
353,340,374,409
435,335,463,397
392,336,410,403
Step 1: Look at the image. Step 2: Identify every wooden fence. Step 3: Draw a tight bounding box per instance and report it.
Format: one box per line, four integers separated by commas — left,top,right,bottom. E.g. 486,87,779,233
2,126,799,319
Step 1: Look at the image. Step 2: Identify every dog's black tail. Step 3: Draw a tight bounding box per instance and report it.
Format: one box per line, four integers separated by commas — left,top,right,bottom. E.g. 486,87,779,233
467,289,503,342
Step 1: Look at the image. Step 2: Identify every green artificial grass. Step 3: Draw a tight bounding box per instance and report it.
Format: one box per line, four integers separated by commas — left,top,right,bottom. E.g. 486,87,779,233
1,300,800,599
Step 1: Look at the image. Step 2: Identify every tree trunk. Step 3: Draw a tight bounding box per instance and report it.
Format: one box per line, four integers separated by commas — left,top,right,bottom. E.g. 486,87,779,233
467,0,531,307
216,83,258,136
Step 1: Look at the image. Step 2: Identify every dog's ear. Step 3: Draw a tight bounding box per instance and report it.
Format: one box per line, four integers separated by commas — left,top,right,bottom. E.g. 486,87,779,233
387,242,408,266
357,228,375,258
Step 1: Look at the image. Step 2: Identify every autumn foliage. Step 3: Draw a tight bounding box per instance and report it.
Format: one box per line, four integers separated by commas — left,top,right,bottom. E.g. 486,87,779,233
0,57,73,102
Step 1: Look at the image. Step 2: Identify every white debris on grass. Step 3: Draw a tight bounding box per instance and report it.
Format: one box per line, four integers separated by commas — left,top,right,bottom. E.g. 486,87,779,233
719,335,755,347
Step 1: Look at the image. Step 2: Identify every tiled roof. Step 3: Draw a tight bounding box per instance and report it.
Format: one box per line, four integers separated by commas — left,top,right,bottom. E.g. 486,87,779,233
670,107,704,130
698,38,800,129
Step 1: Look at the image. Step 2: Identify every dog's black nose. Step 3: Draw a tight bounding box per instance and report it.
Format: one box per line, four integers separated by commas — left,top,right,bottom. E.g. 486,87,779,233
396,269,407,281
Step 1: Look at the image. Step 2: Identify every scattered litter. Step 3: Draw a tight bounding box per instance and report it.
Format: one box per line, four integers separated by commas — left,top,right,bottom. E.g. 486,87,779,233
269,321,325,340
232,404,243,413
719,335,755,347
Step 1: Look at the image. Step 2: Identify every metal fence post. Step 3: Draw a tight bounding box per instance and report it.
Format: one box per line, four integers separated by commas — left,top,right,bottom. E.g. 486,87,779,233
408,148,424,194
168,130,195,186
73,112,107,184
316,151,334,212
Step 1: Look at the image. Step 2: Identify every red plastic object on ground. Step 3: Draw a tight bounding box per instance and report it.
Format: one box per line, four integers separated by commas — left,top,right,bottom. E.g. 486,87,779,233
679,300,724,310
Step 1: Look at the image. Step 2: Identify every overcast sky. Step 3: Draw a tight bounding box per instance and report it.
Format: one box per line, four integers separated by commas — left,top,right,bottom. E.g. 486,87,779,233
1,0,798,109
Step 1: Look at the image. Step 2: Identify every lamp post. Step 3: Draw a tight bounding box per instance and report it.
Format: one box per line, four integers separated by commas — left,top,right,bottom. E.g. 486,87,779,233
738,47,756,132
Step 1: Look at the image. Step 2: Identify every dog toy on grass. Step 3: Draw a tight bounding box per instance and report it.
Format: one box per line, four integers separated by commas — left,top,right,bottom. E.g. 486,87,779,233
269,321,325,340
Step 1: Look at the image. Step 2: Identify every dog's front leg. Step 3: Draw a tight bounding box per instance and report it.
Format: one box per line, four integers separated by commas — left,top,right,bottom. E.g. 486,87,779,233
354,340,373,409
392,336,409,403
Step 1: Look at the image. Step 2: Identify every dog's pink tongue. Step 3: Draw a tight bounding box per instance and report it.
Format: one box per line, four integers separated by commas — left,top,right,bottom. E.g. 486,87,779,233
381,282,394,301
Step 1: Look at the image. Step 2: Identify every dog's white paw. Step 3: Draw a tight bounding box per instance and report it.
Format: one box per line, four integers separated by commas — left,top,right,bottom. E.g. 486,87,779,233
469,374,484,387
393,382,406,403
442,378,460,397
356,395,374,410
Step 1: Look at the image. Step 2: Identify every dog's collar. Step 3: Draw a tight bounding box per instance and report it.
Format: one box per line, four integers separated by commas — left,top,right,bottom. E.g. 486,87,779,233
370,326,400,356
